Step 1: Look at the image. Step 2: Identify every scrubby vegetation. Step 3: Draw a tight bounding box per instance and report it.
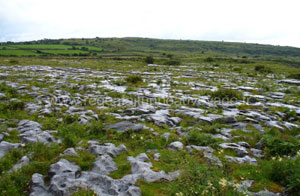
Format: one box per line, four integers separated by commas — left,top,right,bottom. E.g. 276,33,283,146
0,37,300,196
209,88,244,100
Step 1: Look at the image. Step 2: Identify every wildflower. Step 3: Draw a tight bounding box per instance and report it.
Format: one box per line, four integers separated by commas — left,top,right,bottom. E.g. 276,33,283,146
140,136,144,140
219,178,227,188
232,183,240,190
175,192,184,196
202,190,209,195
296,150,300,158
207,181,213,187
278,157,282,162
21,143,25,147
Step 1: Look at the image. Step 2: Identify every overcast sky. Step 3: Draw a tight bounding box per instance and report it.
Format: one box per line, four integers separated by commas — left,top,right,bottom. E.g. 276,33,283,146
1,0,300,47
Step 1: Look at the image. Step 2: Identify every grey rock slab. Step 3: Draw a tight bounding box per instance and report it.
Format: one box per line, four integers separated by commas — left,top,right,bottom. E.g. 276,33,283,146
153,153,160,161
0,92,6,99
282,121,299,130
30,152,178,196
125,103,156,114
88,142,127,157
211,134,230,141
9,155,30,173
225,155,257,165
268,92,285,99
160,132,171,140
124,153,180,183
48,159,81,179
0,141,21,158
30,173,51,196
18,120,42,133
251,148,264,158
265,121,285,131
168,141,184,151
91,154,117,175
61,148,79,156
279,79,300,85
219,143,249,157
240,111,272,122
105,121,146,133
255,139,264,150
237,141,251,148
144,110,181,127
253,189,281,196
186,145,223,166
21,131,57,144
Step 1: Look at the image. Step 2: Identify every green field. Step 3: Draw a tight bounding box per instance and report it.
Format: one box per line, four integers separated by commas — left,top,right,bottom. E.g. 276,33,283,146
0,43,102,56
0,50,40,56
4,44,73,50
41,50,89,55
1,38,300,66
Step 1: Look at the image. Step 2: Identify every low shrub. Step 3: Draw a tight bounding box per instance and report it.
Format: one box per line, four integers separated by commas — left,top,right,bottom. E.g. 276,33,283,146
145,56,154,64
209,88,243,100
205,57,214,62
185,130,219,148
163,59,181,65
255,65,273,73
287,73,300,80
125,75,143,84
167,159,242,195
266,158,300,195
262,128,300,157
0,100,25,112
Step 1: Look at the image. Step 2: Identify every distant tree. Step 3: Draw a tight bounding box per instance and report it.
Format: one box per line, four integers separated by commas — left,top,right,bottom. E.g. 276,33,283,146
166,54,174,58
205,57,214,62
145,56,154,64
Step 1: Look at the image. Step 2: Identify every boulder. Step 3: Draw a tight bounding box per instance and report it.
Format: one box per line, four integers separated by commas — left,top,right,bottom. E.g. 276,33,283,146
224,155,257,165
0,141,21,158
88,142,127,157
168,141,184,151
9,155,30,173
219,143,249,157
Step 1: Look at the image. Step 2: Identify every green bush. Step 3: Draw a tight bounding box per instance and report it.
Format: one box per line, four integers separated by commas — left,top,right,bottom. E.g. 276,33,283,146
0,100,25,112
255,65,273,73
266,158,300,195
262,128,300,157
9,59,19,64
287,73,300,80
210,88,243,100
163,59,181,65
145,56,154,64
63,114,80,124
0,83,18,98
125,75,143,84
167,159,242,195
205,57,214,62
70,189,96,196
185,130,219,148
60,123,87,147
64,151,95,171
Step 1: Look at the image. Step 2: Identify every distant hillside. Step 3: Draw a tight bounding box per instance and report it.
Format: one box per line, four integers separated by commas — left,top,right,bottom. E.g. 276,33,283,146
1,37,300,62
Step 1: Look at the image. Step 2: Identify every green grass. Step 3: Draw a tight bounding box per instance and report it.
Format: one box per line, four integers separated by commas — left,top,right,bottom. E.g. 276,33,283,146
5,44,73,50
0,44,102,56
41,50,89,55
0,50,39,56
